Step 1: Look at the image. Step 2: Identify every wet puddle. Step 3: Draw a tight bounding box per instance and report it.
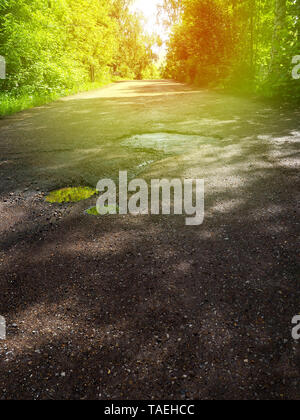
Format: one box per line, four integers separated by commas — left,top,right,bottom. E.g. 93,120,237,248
122,133,219,155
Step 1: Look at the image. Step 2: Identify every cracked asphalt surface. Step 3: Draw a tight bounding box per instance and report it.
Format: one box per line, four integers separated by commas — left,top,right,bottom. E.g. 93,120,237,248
0,80,299,400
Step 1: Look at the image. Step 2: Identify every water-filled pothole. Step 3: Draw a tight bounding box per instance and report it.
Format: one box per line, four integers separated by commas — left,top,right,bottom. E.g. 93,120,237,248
46,187,97,204
85,206,99,216
85,205,119,216
122,133,219,154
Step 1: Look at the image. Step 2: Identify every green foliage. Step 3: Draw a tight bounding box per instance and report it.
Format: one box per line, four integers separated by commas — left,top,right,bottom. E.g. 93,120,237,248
163,0,300,100
0,0,159,113
0,79,111,116
85,205,119,215
165,0,234,86
112,7,158,79
85,206,100,216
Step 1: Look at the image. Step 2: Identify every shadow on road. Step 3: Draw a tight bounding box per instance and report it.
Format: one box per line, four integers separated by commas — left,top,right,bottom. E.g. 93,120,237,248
0,81,299,399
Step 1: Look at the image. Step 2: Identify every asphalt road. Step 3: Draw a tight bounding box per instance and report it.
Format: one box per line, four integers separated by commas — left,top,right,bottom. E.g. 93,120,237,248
0,80,299,400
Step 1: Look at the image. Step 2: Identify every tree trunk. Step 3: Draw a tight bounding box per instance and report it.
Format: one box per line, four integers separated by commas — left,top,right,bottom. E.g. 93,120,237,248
250,0,256,75
269,0,287,75
90,65,95,83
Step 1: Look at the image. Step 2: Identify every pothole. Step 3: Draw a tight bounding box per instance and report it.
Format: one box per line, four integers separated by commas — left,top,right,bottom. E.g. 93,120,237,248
85,205,119,216
46,187,97,204
85,206,99,216
122,133,220,154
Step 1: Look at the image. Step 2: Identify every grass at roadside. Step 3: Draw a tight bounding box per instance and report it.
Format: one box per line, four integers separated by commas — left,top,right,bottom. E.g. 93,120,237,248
0,79,117,117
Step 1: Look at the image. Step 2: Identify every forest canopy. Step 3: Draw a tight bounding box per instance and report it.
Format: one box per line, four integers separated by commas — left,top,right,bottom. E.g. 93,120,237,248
1,0,300,104
0,0,159,96
162,0,300,99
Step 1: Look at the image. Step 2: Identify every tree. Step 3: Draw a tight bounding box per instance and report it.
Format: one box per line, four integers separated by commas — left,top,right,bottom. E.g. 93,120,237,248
269,0,287,76
163,0,235,85
162,0,300,99
0,0,158,93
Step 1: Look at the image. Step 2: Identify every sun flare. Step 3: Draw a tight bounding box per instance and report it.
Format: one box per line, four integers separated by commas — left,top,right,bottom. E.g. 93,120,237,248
132,0,164,36
133,0,159,19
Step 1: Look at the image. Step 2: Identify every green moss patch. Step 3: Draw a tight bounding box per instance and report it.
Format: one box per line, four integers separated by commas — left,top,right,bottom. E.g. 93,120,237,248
85,206,99,215
46,187,97,204
85,205,119,216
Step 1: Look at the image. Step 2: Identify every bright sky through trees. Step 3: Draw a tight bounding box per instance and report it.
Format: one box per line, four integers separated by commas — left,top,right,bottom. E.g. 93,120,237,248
132,0,168,59
132,0,165,38
1,0,299,108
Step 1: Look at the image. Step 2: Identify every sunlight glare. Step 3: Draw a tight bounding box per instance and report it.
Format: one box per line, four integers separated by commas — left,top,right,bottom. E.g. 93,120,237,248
132,0,163,36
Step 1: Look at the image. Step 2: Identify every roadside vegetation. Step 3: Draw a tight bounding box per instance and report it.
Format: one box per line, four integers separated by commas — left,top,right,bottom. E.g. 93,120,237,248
161,0,300,100
0,0,160,116
1,0,299,117
0,79,114,116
